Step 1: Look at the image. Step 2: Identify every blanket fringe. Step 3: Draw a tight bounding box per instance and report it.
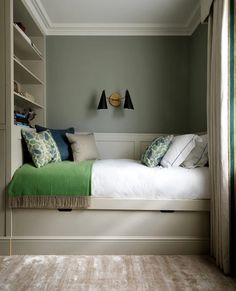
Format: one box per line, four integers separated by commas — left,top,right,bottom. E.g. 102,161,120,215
8,196,91,209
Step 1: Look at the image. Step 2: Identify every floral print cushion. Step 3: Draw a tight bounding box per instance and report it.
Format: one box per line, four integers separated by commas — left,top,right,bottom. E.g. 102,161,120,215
141,135,173,167
21,130,61,168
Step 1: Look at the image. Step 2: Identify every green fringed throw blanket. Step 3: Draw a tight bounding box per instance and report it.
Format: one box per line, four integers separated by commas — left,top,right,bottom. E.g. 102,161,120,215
8,160,94,209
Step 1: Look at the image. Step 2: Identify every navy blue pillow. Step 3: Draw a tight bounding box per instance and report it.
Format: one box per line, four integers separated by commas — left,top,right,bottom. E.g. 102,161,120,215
35,125,75,161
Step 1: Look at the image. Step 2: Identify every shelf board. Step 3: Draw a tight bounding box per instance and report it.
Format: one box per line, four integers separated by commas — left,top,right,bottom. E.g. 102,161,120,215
14,24,43,60
14,123,31,129
14,92,44,109
14,58,43,84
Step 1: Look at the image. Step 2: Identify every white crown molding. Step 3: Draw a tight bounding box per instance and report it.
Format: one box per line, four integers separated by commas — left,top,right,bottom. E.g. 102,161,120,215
22,0,49,34
25,0,201,36
47,23,191,36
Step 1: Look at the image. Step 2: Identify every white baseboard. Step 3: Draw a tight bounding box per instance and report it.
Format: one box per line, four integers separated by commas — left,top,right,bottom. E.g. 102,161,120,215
0,236,210,255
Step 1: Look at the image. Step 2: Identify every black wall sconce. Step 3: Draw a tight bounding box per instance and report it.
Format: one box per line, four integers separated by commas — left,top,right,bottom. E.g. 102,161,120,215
97,90,134,110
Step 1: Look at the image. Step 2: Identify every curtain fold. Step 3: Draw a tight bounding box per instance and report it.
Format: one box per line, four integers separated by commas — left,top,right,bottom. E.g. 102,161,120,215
207,0,230,274
230,0,236,274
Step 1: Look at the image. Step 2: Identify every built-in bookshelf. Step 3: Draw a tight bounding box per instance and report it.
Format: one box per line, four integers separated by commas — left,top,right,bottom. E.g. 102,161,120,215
13,0,46,128
0,0,47,241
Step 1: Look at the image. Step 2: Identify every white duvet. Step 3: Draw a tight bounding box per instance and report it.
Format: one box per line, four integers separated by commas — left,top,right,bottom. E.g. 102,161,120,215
92,159,209,200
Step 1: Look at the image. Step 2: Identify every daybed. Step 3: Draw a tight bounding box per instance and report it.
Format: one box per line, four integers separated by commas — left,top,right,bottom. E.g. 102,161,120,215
6,131,210,256
8,158,209,207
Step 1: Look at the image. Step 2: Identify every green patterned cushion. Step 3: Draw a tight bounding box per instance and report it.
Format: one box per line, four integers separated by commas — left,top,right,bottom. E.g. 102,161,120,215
141,135,173,167
22,130,61,168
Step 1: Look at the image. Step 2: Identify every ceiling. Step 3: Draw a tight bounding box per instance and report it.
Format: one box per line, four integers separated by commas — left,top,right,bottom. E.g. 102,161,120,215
24,0,200,35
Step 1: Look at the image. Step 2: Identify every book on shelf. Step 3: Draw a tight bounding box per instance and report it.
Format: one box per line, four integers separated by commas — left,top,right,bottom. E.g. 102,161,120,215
15,112,27,119
14,112,28,125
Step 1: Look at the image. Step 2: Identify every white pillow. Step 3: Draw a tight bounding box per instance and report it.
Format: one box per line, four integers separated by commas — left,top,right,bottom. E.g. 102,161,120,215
182,134,208,168
160,134,196,168
66,133,99,162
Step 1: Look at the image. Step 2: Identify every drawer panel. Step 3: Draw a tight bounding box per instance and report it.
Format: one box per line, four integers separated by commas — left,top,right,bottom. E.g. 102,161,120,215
12,209,210,238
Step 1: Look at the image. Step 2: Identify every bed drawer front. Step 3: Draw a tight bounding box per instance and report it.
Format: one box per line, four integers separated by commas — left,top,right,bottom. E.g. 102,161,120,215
12,209,209,238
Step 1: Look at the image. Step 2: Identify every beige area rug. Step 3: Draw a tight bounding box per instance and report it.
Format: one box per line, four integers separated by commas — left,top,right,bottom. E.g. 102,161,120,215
0,255,236,291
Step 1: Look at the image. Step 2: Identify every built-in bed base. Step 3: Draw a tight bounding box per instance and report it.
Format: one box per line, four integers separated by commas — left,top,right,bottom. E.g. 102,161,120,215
1,132,210,255
0,198,210,255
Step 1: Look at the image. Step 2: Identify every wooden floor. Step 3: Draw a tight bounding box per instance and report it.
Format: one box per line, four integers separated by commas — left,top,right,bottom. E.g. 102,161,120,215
0,255,235,290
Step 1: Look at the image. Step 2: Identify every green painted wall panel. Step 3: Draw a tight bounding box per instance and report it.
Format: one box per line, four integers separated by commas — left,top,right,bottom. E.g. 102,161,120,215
189,24,208,132
46,28,207,134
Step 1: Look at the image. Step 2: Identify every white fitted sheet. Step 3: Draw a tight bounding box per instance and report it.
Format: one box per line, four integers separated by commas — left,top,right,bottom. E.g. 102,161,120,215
92,159,209,200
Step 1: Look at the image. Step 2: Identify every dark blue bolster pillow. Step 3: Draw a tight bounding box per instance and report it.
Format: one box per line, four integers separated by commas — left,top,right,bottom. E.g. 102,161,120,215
35,125,75,161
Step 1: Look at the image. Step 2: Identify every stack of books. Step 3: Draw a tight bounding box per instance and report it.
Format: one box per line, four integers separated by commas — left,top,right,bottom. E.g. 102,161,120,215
14,112,29,127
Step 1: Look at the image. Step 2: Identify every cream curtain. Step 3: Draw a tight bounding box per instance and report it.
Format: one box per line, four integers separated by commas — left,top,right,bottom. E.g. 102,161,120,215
207,0,230,274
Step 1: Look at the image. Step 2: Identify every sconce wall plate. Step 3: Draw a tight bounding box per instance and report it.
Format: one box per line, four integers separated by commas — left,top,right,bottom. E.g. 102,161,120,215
97,89,134,110
108,93,122,107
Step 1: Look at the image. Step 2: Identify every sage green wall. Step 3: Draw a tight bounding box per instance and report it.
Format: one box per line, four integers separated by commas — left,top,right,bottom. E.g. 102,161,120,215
46,29,207,133
46,36,190,133
189,24,208,132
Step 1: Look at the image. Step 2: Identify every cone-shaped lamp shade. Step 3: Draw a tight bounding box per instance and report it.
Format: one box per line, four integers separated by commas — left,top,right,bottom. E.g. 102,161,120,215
97,90,108,109
124,90,134,109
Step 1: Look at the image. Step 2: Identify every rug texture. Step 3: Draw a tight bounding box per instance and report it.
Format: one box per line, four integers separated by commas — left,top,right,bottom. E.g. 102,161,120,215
0,255,235,291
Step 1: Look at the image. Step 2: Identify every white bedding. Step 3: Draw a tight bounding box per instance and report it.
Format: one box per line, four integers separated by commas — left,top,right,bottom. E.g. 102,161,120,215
92,159,209,199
